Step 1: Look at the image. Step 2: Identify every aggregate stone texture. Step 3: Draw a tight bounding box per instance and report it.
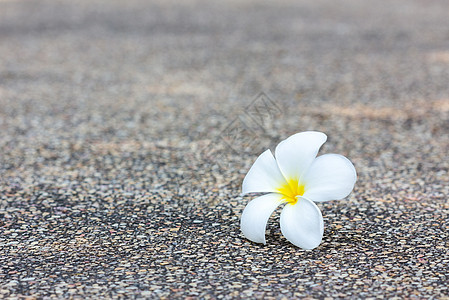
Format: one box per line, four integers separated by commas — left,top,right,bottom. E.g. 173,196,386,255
1,0,449,298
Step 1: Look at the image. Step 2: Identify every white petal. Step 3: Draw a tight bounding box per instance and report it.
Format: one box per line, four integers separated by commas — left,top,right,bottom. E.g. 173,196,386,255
242,149,287,194
302,154,357,202
275,131,327,182
240,193,285,244
280,196,324,250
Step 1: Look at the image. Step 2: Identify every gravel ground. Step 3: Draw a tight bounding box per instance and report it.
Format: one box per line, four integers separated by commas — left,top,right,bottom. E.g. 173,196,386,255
1,0,449,298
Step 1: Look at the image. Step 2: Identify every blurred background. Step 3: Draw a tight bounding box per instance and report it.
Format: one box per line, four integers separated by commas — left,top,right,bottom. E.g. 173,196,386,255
1,0,448,189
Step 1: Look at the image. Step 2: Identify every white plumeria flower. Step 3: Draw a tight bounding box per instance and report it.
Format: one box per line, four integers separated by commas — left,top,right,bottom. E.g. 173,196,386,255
240,131,357,250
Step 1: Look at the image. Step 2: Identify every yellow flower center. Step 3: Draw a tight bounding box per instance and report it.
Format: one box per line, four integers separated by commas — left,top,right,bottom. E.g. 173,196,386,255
277,178,305,204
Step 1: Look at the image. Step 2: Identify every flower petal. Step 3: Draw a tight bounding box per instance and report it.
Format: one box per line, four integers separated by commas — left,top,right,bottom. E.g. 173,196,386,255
240,193,285,244
275,131,327,183
280,196,324,250
242,149,287,194
302,154,357,202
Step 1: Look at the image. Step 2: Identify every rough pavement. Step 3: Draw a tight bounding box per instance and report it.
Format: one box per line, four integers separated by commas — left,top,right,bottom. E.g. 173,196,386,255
1,0,449,298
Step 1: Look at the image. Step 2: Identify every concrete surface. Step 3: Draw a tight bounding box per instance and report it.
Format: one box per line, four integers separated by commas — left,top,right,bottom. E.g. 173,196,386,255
1,0,448,298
